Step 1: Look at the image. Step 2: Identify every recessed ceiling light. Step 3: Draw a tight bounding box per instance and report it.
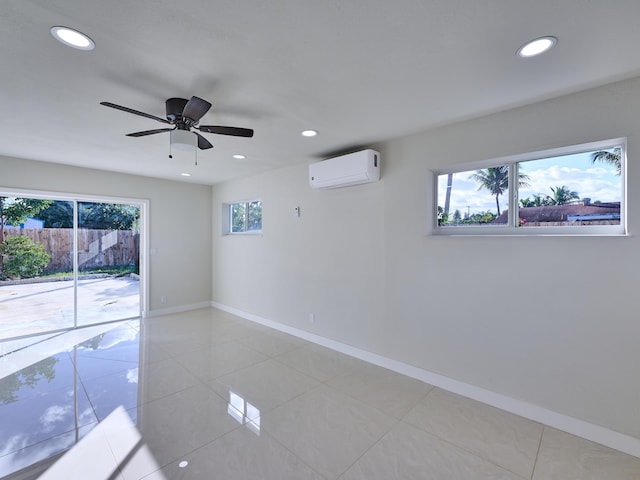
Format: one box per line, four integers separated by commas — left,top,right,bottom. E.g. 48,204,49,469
301,130,318,137
178,461,189,468
233,154,246,159
50,26,95,51
517,36,557,58
180,173,191,177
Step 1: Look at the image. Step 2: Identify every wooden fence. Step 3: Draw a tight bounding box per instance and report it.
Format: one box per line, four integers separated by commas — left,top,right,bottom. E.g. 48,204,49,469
4,228,139,273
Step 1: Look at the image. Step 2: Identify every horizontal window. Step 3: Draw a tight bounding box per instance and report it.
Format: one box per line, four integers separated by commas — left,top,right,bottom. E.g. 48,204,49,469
435,139,625,235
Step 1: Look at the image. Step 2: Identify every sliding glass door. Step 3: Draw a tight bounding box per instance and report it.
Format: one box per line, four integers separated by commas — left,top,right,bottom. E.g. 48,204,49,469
0,197,75,339
76,201,140,327
0,193,143,341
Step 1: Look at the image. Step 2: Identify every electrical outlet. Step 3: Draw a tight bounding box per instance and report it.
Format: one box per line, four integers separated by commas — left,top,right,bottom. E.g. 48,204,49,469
160,295,167,304
309,313,315,324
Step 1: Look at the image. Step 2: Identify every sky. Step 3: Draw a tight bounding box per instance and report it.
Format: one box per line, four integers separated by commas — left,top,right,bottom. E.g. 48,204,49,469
438,150,621,217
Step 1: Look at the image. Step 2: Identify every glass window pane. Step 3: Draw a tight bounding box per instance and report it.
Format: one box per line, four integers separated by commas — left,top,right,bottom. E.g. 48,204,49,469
231,203,246,233
437,166,509,227
517,147,622,228
247,201,262,231
0,197,74,339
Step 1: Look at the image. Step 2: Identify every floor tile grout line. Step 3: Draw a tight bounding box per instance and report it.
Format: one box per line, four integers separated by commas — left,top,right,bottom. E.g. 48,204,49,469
135,377,210,410
253,339,440,423
75,354,140,364
316,374,433,423
529,425,546,480
138,421,329,480
75,365,101,425
0,330,68,357
236,338,306,359
334,417,402,479
188,359,324,426
246,380,327,422
175,360,269,387
396,416,532,480
257,382,399,480
120,314,384,474
403,386,545,478
72,361,140,385
138,421,248,479
0,416,100,462
256,426,332,480
269,348,370,384
132,341,266,474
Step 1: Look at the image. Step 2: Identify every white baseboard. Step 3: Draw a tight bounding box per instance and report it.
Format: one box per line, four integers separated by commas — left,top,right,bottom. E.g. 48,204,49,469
147,301,212,318
211,301,640,459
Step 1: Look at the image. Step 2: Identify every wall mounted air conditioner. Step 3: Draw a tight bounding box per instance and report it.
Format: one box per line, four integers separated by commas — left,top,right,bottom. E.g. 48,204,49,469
309,149,380,189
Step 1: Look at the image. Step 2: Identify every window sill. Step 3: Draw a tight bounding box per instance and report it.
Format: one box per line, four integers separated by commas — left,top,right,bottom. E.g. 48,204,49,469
432,225,626,237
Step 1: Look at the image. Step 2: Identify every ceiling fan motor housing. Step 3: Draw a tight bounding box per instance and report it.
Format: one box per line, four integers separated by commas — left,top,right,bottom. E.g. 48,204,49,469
166,97,188,122
170,129,197,150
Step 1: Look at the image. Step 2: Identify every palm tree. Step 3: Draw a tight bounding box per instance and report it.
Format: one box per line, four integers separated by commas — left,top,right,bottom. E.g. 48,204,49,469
591,147,621,175
470,166,529,216
547,185,579,205
522,195,551,207
443,173,454,219
531,194,549,206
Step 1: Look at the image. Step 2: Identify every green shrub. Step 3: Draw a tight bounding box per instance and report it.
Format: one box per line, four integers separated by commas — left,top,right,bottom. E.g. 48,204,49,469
0,236,51,280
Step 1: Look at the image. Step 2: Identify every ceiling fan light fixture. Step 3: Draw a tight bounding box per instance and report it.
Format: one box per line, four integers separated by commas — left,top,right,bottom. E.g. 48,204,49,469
50,26,95,50
170,129,197,151
517,36,557,58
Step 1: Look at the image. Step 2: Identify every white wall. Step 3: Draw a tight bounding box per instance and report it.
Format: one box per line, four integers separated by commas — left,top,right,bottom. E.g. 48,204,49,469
212,165,386,347
212,76,640,440
0,156,212,312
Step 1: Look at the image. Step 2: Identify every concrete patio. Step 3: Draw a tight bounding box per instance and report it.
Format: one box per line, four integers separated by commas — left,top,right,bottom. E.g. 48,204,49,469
0,276,140,340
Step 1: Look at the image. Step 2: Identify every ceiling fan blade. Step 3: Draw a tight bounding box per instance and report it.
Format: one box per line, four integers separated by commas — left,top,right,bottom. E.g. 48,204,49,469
195,132,213,150
197,125,254,138
100,101,171,124
182,96,211,122
126,128,174,137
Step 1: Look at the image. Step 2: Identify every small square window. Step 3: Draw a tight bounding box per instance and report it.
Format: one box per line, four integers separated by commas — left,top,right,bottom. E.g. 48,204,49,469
227,200,262,234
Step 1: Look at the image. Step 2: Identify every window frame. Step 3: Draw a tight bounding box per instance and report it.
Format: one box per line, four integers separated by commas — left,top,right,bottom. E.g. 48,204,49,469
223,198,262,235
432,138,626,236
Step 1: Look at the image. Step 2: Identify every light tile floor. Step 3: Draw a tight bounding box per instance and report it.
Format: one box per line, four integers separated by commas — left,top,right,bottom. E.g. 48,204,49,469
1,307,640,479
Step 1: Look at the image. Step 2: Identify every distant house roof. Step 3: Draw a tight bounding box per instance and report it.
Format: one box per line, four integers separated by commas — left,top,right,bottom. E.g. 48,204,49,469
6,217,45,229
492,202,620,224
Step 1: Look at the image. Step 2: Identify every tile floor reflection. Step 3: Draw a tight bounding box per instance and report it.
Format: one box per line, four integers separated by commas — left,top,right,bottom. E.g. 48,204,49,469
1,307,640,479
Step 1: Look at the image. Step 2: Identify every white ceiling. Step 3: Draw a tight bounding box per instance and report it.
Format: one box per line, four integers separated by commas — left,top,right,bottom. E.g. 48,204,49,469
3,1,640,185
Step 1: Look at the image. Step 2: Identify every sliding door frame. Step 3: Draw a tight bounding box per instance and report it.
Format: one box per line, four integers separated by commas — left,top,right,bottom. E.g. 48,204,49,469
0,187,149,334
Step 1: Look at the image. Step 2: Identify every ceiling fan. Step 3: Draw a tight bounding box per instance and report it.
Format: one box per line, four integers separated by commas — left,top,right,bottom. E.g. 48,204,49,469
100,96,254,150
